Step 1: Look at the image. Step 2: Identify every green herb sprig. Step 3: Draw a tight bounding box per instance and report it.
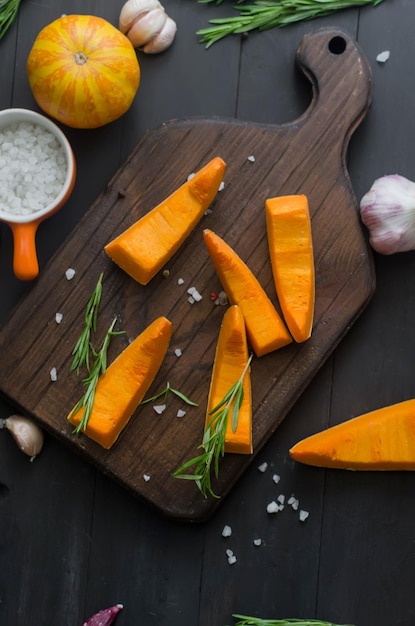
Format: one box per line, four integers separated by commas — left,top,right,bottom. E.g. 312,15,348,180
0,0,22,41
172,355,252,498
196,0,385,48
71,317,123,433
230,616,355,626
70,273,103,374
141,382,199,407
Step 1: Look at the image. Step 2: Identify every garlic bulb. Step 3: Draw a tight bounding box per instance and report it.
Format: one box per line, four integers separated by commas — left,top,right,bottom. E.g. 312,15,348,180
119,0,177,54
2,415,44,460
360,174,415,255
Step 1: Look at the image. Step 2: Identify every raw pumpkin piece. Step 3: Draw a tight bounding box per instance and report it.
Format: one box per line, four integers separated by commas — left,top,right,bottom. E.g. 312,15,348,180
207,305,252,454
68,316,172,449
265,194,315,343
104,157,226,285
289,399,415,470
203,229,292,357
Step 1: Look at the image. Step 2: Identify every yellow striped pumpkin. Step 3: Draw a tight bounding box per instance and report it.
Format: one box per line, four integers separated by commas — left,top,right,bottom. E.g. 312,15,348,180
26,15,140,129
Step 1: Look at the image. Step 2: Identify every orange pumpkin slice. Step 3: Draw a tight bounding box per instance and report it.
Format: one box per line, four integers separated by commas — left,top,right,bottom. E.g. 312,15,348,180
289,399,415,470
203,229,292,357
104,157,226,285
69,316,172,449
206,305,252,454
265,194,315,343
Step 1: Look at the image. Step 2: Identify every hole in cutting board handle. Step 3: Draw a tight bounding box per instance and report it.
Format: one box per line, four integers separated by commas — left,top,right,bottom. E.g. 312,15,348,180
328,36,347,55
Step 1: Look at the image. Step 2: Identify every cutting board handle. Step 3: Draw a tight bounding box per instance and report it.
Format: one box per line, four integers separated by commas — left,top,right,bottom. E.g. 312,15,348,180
295,27,373,140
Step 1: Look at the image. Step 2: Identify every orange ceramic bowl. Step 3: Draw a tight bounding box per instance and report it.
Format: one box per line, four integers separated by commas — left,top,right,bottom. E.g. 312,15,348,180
0,108,76,280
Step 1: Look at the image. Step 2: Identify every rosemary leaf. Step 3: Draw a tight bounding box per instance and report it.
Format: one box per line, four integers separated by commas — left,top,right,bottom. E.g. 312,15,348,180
172,355,252,498
231,616,355,625
141,381,198,407
70,273,104,374
196,0,385,48
71,317,121,433
0,0,22,41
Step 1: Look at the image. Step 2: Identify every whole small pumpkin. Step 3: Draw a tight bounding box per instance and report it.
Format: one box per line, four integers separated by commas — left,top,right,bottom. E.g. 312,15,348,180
27,14,140,129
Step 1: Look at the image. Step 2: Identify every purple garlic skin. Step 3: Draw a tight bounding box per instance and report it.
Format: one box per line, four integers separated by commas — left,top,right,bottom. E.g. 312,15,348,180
360,174,415,255
82,604,123,626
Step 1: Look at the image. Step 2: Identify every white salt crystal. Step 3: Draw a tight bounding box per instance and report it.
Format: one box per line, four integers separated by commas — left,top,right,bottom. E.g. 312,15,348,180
215,291,228,306
55,312,63,324
253,538,262,547
50,367,57,382
222,525,232,538
177,278,185,285
258,462,268,473
188,296,195,304
266,501,279,514
153,404,166,415
176,409,186,418
65,268,75,280
247,155,255,163
143,474,151,482
226,548,237,565
187,172,196,181
272,474,280,484
174,348,183,357
288,495,299,510
218,181,225,191
187,286,202,302
376,50,390,63
277,494,285,505
299,509,309,522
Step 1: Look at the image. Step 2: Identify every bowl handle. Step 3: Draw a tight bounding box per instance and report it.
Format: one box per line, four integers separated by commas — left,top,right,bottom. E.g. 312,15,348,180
10,222,40,281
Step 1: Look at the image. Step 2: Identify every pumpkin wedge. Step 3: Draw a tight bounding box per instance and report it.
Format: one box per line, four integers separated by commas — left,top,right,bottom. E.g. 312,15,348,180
104,157,226,285
69,316,172,449
203,229,292,357
207,305,252,454
289,399,415,470
265,194,315,343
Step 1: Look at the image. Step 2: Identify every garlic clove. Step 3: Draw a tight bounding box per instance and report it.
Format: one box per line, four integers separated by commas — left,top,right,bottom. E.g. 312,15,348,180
360,174,415,254
119,0,162,34
126,8,167,49
141,15,177,54
3,415,44,460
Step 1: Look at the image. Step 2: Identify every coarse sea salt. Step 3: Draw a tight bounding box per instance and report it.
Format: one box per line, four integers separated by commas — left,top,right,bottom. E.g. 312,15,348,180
0,122,67,217
222,524,232,538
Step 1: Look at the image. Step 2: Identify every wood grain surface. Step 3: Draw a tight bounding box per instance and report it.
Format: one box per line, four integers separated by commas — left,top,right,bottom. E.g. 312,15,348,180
0,27,375,521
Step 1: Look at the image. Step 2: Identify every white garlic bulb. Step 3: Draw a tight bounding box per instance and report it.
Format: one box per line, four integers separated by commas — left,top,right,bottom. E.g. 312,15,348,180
2,415,44,460
360,174,415,255
119,0,177,54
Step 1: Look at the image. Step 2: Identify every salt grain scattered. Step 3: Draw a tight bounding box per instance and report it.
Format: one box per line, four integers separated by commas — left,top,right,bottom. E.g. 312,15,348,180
0,122,67,216
376,50,390,63
55,312,63,324
188,296,195,304
258,461,268,473
214,291,228,306
177,278,185,285
299,509,309,522
253,538,262,547
288,495,299,510
50,367,57,382
222,524,232,538
187,286,202,302
174,348,183,357
176,409,186,418
247,155,255,163
272,473,280,484
277,494,285,505
266,501,279,514
218,181,225,191
153,404,166,415
65,268,75,280
143,474,151,482
226,548,237,565
187,172,196,181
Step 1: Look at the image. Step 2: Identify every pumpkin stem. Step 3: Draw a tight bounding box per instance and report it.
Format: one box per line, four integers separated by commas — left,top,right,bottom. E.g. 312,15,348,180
73,51,88,65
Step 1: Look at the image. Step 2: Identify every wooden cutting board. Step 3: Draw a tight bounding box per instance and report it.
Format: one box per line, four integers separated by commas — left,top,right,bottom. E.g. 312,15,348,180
0,27,375,521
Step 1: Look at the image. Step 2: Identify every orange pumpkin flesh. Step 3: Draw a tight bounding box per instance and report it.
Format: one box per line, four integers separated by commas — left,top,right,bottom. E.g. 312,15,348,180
27,15,140,129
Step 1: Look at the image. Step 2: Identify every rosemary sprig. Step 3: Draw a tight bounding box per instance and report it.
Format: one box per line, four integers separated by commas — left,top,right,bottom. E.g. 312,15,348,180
141,381,199,407
230,617,355,626
71,317,122,433
70,273,103,374
172,355,252,498
196,0,385,48
0,0,22,40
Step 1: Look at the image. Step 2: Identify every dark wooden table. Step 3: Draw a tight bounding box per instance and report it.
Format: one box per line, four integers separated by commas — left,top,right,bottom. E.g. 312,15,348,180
1,1,414,625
